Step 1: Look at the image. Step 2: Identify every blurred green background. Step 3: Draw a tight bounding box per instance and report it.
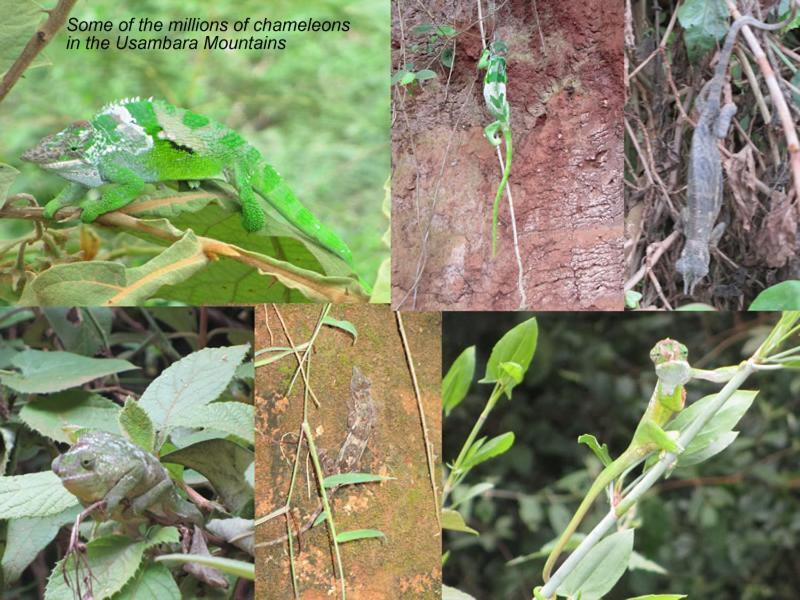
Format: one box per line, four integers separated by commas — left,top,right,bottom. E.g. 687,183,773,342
0,0,389,285
444,312,800,599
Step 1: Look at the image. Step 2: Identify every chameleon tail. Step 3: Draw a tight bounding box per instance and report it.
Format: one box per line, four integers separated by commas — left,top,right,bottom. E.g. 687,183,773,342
491,128,512,257
253,162,354,265
541,448,635,585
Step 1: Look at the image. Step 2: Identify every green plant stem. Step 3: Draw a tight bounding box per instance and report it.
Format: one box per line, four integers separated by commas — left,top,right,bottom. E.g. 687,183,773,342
443,382,504,504
302,421,346,600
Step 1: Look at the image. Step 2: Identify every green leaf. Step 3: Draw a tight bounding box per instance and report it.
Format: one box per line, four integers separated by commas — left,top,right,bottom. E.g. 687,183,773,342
43,308,113,355
624,290,642,309
179,401,255,445
206,517,254,556
450,482,494,509
480,317,537,394
462,431,515,469
411,23,436,35
668,390,757,466
138,344,249,443
676,0,729,62
391,69,410,84
442,346,476,416
0,163,19,210
676,302,716,311
322,315,358,342
0,0,48,80
628,551,668,574
399,71,416,85
442,585,477,600
750,281,800,310
498,361,524,386
119,398,156,452
45,527,179,600
441,508,478,535
0,471,79,519
1,350,137,394
155,554,254,581
137,202,368,303
323,472,394,487
335,528,386,543
19,232,209,306
415,69,437,81
559,529,634,600
676,431,739,468
436,25,457,37
162,439,254,515
441,47,454,69
19,391,122,443
115,563,181,600
626,596,687,600
1,505,80,584
578,434,613,467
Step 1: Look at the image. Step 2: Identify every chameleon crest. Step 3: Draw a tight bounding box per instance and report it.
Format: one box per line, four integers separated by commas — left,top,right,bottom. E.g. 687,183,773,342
22,97,353,264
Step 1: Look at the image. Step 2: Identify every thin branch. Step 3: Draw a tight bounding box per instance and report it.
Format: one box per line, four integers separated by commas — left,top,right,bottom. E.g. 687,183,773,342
395,312,440,528
0,0,79,103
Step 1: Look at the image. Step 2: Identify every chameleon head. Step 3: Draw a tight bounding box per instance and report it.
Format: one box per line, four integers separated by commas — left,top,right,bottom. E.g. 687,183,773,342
21,120,96,170
51,431,123,504
675,241,710,296
649,338,688,366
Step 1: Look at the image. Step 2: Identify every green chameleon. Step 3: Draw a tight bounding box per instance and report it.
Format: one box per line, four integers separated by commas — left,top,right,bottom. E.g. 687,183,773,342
539,339,693,591
478,40,512,257
21,97,353,264
51,430,203,526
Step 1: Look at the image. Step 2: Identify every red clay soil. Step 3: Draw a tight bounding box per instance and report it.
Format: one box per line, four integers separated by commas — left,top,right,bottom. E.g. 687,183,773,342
254,305,441,599
391,0,624,310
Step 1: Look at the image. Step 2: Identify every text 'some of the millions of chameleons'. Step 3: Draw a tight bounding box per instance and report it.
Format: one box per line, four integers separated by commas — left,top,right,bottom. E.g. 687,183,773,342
65,17,351,52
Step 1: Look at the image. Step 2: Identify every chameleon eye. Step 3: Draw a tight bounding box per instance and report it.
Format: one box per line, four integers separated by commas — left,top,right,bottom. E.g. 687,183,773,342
81,457,94,469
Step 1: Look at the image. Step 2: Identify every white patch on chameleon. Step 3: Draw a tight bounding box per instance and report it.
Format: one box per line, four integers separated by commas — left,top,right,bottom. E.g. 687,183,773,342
484,82,506,108
44,159,104,187
99,104,153,156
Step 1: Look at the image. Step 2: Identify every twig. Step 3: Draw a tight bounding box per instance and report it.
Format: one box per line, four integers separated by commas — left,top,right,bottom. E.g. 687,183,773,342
395,312,441,528
302,422,346,599
0,0,79,103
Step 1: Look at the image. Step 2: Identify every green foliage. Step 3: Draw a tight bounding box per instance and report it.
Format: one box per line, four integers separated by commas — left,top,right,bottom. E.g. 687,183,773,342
442,317,539,598
0,308,254,596
442,346,476,416
391,64,438,87
0,0,46,77
0,350,136,394
559,529,634,600
625,290,642,309
45,527,180,600
749,280,800,310
443,312,800,598
676,0,729,61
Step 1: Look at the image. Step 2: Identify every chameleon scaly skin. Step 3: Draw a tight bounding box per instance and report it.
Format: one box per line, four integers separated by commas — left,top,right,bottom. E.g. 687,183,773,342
478,40,513,257
676,15,789,295
541,339,691,588
21,97,353,264
51,430,203,526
